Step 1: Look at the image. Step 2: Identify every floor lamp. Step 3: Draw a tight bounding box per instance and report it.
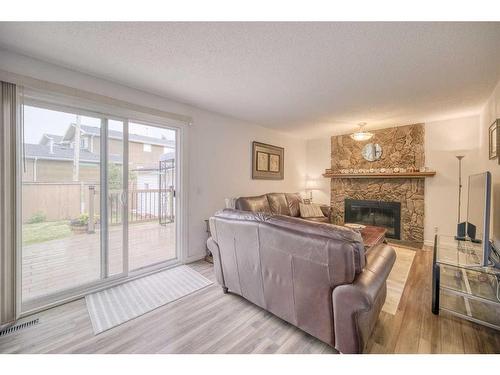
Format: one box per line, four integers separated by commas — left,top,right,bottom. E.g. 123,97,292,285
455,155,474,240
457,155,464,225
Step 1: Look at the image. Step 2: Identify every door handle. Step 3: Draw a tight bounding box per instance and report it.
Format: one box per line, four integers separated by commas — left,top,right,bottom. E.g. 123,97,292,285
119,191,127,206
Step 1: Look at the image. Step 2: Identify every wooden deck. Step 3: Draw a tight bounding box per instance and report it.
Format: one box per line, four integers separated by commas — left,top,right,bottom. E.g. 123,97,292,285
22,221,176,302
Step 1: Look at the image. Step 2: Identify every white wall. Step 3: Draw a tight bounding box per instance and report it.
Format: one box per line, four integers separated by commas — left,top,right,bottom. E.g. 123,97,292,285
424,115,483,244
480,79,500,248
305,137,330,205
188,110,306,259
422,86,500,247
0,49,307,262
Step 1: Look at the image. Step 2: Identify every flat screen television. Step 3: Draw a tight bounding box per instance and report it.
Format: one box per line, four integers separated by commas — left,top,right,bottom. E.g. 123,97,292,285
466,171,492,266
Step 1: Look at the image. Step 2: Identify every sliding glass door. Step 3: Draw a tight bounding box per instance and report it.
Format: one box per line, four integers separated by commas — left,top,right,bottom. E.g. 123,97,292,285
127,122,176,271
19,99,178,311
21,105,104,303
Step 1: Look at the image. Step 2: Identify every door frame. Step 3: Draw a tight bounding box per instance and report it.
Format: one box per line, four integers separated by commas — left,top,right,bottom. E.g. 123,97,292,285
16,90,189,317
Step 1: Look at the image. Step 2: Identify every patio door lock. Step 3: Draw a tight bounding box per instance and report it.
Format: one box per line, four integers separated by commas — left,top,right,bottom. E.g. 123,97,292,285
120,191,127,206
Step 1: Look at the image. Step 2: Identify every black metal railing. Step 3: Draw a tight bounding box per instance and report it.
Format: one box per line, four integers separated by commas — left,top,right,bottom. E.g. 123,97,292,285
108,188,174,225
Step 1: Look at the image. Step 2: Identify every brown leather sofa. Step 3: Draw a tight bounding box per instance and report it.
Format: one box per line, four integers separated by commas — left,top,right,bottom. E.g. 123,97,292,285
207,196,396,354
235,192,332,223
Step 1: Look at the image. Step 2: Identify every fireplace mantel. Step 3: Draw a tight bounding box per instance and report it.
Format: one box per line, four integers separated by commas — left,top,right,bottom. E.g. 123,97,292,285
323,171,435,179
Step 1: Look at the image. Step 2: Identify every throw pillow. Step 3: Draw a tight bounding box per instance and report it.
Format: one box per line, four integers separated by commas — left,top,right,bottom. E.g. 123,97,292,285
299,203,325,218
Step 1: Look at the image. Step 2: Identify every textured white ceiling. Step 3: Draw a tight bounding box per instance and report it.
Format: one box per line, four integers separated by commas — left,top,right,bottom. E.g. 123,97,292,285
0,22,499,138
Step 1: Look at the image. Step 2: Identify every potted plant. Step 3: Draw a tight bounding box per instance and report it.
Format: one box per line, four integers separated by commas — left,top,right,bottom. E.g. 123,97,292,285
70,214,93,233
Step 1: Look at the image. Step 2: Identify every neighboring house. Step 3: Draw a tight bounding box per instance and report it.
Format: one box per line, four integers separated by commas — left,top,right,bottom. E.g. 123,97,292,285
134,152,176,218
135,152,175,189
22,142,119,183
39,133,64,145
62,124,174,170
23,124,175,184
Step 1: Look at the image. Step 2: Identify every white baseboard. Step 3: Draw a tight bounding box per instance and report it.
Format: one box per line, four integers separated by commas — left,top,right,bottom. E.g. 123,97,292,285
184,254,207,264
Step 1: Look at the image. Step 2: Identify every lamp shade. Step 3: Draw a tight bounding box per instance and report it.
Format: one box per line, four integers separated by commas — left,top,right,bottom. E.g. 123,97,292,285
305,178,321,190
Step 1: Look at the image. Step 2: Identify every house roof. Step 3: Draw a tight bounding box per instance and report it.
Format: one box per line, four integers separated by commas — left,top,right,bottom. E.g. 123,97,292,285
63,124,175,148
39,133,64,145
25,143,122,164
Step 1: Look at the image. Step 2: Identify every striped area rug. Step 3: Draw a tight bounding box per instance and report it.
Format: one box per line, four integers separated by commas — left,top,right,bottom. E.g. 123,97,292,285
382,246,416,315
85,265,213,334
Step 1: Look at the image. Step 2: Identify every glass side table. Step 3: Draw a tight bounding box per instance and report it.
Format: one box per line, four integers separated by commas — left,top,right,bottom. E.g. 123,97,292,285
432,234,500,330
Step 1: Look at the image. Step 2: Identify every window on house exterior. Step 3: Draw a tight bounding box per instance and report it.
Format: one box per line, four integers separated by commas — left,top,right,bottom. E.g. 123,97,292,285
80,137,89,150
143,143,152,152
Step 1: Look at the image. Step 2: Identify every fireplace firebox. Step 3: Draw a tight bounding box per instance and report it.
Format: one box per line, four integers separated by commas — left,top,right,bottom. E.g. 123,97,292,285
344,199,401,240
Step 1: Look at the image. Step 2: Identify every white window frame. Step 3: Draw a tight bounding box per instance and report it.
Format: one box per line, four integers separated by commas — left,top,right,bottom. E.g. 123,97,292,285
15,86,190,316
143,143,152,152
80,136,89,150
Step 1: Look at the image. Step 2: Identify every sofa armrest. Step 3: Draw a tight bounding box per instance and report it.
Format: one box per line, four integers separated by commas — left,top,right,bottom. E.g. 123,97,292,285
319,205,332,220
332,244,396,353
207,237,225,288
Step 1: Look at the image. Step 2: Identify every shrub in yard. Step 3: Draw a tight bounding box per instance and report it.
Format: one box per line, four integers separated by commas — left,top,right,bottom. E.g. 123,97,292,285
70,213,100,227
70,213,89,227
27,211,46,224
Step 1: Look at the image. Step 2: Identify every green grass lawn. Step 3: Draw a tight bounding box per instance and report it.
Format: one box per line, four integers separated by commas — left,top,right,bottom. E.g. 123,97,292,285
23,220,73,246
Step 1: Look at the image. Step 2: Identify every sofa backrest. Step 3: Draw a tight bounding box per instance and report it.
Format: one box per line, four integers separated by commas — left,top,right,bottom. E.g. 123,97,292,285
266,193,290,216
209,209,365,346
235,192,303,217
234,194,271,213
285,193,302,217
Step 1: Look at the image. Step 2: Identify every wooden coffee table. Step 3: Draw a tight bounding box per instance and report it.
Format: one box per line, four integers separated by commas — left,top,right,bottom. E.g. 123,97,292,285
358,225,387,250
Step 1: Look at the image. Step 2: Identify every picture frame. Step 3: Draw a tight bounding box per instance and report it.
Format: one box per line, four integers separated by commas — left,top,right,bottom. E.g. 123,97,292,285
269,154,280,172
489,119,499,160
256,151,269,171
252,141,284,180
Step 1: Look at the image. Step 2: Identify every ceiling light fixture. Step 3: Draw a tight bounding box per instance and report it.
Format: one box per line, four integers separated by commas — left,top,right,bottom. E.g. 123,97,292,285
350,122,373,142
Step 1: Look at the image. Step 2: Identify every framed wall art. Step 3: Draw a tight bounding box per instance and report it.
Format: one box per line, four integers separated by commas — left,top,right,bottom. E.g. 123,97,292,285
489,119,499,160
252,141,284,180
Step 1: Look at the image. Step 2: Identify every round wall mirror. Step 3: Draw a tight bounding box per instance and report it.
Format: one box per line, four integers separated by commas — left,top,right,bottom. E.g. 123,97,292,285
361,143,383,161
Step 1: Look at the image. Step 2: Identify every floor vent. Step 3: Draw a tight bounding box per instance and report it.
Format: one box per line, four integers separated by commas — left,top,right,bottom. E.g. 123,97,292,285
0,318,39,337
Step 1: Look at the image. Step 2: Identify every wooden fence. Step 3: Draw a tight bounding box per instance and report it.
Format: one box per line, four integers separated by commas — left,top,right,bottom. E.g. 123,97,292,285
22,182,97,223
22,182,174,224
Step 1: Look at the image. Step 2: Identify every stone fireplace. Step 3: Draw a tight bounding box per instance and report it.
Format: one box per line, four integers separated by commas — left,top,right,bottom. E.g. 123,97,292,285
329,124,426,243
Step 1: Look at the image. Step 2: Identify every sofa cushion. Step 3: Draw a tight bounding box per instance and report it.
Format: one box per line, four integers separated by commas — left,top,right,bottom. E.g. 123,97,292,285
235,194,271,213
267,193,291,216
285,193,303,217
265,215,366,273
299,203,325,218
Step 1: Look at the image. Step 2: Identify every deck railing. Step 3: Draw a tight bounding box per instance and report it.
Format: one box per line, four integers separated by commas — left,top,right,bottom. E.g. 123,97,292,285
108,188,175,225
22,182,174,229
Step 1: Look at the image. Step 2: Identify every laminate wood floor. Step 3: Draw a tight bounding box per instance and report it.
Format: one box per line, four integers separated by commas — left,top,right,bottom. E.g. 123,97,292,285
1,247,499,354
